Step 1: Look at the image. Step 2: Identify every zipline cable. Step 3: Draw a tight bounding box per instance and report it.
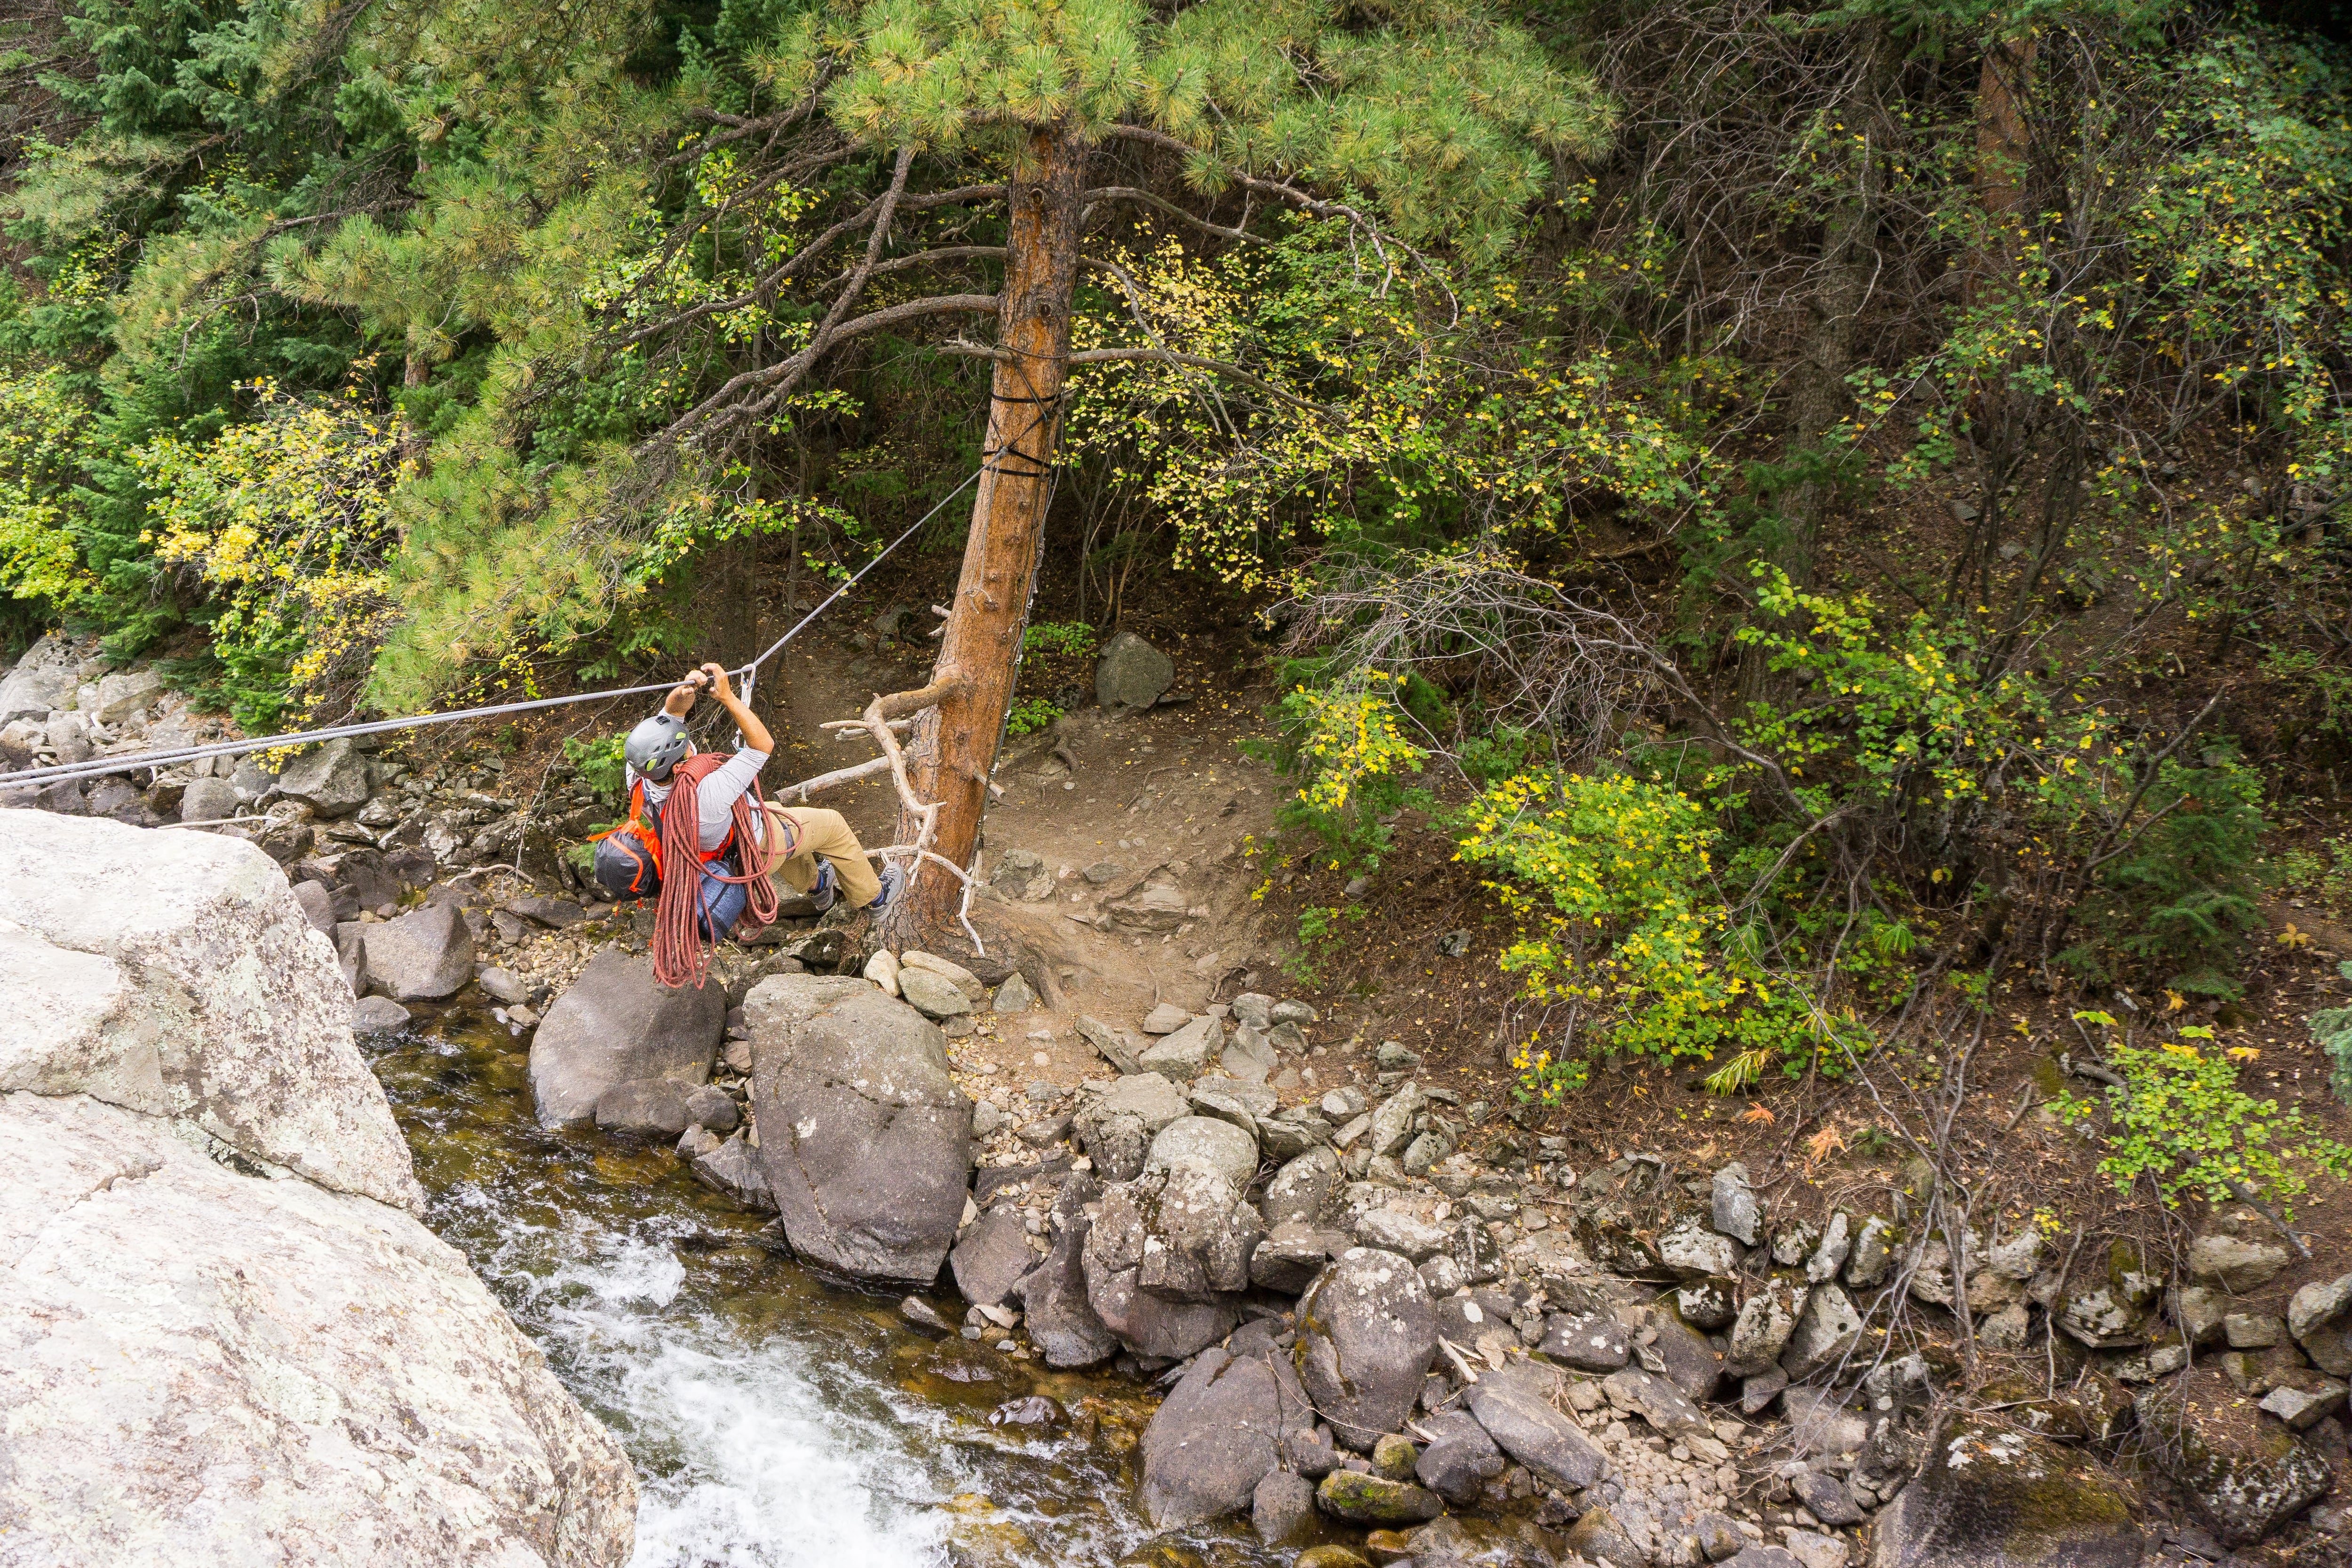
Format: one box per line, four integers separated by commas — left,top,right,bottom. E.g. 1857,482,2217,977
2,471,983,792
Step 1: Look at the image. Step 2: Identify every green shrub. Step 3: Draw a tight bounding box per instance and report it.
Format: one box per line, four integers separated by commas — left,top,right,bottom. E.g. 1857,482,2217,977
1005,695,1063,736
2061,758,2265,999
2310,963,2352,1110
1022,621,1097,658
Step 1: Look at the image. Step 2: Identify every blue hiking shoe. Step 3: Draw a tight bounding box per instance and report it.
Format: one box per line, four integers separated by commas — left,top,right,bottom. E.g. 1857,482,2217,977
809,860,838,913
869,861,905,912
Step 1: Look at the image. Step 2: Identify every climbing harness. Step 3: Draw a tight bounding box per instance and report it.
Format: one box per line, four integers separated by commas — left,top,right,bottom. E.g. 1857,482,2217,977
3,469,982,792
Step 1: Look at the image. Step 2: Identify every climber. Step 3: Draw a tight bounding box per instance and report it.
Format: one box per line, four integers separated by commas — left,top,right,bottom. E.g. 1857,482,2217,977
591,663,900,932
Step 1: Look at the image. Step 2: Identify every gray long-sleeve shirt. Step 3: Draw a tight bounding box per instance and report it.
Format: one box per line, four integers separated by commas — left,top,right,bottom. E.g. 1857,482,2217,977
628,747,769,853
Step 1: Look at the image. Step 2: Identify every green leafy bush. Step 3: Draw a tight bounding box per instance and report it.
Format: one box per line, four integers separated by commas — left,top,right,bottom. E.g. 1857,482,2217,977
2061,759,2266,999
1249,668,1434,872
1005,695,1063,736
1022,621,1097,658
2059,1016,2352,1212
2310,963,2352,1110
563,733,628,807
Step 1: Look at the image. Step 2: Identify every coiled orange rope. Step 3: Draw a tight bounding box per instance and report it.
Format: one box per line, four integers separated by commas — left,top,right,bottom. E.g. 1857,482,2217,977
651,751,781,990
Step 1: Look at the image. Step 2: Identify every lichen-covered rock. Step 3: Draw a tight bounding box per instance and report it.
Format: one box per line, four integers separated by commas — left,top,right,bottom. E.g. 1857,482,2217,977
2135,1368,2336,1546
1081,1180,1240,1359
1781,1281,1863,1379
1011,1173,1118,1368
1540,1310,1632,1372
747,973,973,1284
1295,1247,1438,1449
1728,1276,1809,1376
1070,1071,1189,1180
0,811,417,1209
0,1094,638,1567
1712,1161,1761,1245
529,948,726,1125
1870,1414,2142,1568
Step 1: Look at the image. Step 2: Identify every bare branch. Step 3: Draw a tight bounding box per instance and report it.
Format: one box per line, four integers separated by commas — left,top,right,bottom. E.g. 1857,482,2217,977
1081,185,1265,246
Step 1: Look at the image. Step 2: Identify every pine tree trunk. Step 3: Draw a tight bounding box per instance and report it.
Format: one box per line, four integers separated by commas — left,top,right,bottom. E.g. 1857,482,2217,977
882,127,1086,947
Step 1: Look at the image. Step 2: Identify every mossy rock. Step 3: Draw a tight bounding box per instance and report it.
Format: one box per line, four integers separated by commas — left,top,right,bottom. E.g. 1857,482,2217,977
1874,1414,2144,1568
1313,1469,1443,1526
2135,1369,2336,1546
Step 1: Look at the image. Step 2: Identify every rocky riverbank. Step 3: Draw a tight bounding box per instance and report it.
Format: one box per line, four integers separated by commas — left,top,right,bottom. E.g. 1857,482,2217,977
2,628,2349,1568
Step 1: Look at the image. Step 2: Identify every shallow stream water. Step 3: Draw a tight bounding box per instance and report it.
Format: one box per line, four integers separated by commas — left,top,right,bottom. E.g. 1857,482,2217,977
365,1006,1284,1568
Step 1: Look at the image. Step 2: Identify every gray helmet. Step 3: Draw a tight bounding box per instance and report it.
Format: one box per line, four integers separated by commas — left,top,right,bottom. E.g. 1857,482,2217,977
625,712,691,781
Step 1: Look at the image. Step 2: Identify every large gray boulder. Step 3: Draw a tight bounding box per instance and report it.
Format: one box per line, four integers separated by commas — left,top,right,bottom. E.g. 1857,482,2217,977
1081,1178,1240,1359
1012,1172,1119,1368
747,973,973,1285
1140,1346,1308,1528
274,737,373,819
0,811,416,1209
0,633,75,724
0,1093,638,1567
1871,1415,2142,1568
1294,1247,1438,1449
360,901,476,1003
1095,630,1174,711
528,948,724,1125
1468,1359,1609,1490
2136,1367,2336,1546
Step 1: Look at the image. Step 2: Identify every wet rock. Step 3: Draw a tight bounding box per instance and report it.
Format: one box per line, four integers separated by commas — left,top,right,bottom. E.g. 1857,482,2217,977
529,948,725,1125
952,1204,1039,1307
747,973,973,1285
2288,1273,2352,1376
275,737,372,819
687,1131,774,1211
1139,1013,1222,1077
1096,630,1175,710
1314,1470,1443,1526
1728,1276,1808,1377
1012,1173,1119,1369
896,965,973,1021
1470,1359,1610,1489
1781,1283,1863,1380
0,812,416,1208
1540,1311,1631,1372
900,1295,955,1336
2137,1367,2336,1545
1293,1550,1374,1568
360,900,475,1003
0,1091,635,1566
1871,1413,2143,1567
1140,1347,1287,1528
1295,1248,1438,1449
989,848,1056,902
351,995,412,1034
1071,1072,1190,1180
1414,1410,1505,1504
1253,1470,1315,1544
1713,1162,1761,1245
594,1076,692,1136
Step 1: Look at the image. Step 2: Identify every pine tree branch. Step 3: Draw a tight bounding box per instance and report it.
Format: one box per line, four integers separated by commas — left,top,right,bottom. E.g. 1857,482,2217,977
663,293,1001,443
1081,185,1264,245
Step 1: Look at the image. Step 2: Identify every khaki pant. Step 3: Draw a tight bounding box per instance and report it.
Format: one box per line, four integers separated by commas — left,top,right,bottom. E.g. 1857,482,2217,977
758,806,881,910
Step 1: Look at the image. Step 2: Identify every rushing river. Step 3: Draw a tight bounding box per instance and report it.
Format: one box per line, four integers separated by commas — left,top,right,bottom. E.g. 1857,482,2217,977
363,1006,1289,1568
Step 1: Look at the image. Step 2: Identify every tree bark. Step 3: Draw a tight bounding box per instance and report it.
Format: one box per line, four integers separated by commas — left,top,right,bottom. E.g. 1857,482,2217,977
882,126,1087,946
1968,31,2037,303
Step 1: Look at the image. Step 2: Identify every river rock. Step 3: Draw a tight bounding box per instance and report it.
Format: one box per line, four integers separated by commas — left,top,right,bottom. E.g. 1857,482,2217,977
1139,1013,1221,1077
1414,1409,1506,1504
0,632,74,723
1540,1310,1632,1372
0,812,417,1208
360,899,476,1002
952,1203,1038,1307
1295,1247,1438,1449
2288,1273,2352,1375
529,948,725,1125
595,1076,693,1136
688,1131,775,1210
1140,1346,1292,1528
275,737,373,818
179,775,238,823
351,994,412,1033
1254,1470,1315,1544
1869,1413,2140,1567
895,965,972,1020
1012,1172,1119,1368
0,1092,637,1566
1469,1359,1609,1489
2136,1367,2336,1545
1314,1470,1443,1526
1071,1071,1189,1180
1096,630,1174,710
747,973,973,1285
